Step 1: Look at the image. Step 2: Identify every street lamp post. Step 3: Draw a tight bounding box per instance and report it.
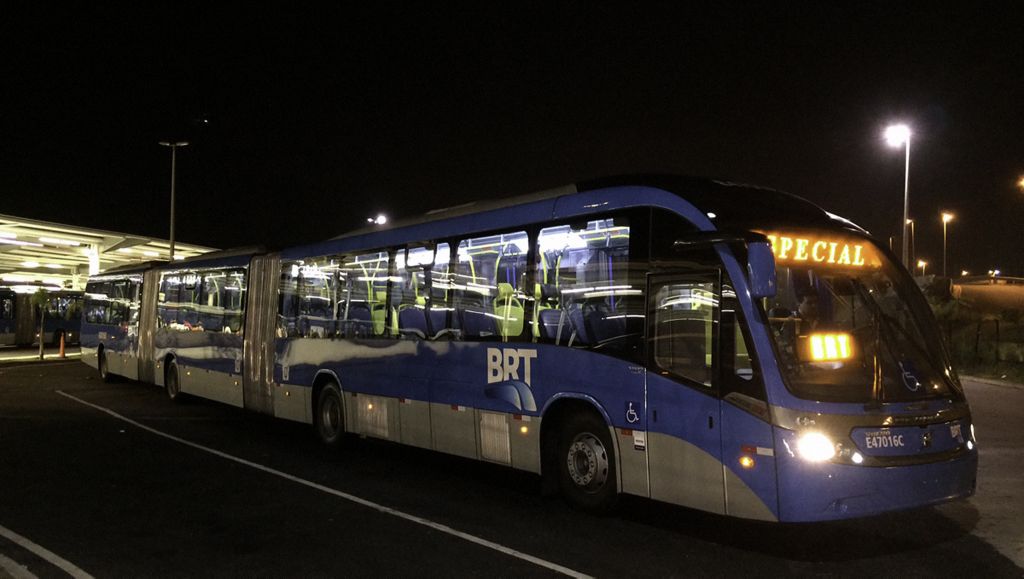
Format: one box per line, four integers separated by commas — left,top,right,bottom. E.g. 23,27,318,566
885,124,912,267
917,259,928,277
158,141,189,261
941,212,954,277
906,219,915,264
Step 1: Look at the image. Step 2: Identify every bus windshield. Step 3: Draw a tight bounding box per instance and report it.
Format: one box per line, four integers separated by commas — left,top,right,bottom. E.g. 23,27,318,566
762,231,956,403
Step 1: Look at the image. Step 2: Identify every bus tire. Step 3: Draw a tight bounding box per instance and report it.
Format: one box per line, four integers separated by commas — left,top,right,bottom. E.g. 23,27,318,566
315,381,345,448
98,348,115,383
165,361,184,402
557,412,618,512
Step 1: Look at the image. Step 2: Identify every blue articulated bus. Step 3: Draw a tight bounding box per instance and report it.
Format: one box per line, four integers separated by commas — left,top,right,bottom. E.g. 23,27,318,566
81,176,977,521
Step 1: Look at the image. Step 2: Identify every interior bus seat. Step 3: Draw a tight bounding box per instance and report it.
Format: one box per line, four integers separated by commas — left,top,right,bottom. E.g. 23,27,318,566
460,306,497,339
428,307,451,337
537,308,567,342
492,282,524,339
531,283,558,337
398,304,428,339
182,306,199,328
157,305,172,326
584,300,626,343
345,303,374,338
204,310,225,332
370,290,388,336
565,302,592,346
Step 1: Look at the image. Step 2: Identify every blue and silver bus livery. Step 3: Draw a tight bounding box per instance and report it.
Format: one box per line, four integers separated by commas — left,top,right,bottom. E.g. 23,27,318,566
82,175,977,522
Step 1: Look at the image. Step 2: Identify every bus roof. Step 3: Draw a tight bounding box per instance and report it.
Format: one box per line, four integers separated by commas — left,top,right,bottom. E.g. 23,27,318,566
283,175,866,260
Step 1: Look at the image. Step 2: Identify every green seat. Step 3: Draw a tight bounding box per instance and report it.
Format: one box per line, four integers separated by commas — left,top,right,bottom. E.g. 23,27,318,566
371,290,388,335
493,282,524,340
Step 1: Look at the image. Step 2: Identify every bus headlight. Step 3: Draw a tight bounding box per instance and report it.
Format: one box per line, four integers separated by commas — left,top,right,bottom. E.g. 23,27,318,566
796,432,836,462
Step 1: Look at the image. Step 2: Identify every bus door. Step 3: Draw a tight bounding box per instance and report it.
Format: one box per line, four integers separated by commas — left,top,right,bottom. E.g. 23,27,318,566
645,271,726,514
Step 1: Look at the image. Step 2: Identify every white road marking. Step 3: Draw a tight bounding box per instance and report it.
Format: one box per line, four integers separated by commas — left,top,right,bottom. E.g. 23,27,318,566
0,524,93,579
0,353,80,362
0,553,39,579
56,390,592,579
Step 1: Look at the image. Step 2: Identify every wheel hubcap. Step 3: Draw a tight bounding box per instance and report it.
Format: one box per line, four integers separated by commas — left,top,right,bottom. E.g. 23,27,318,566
566,432,609,491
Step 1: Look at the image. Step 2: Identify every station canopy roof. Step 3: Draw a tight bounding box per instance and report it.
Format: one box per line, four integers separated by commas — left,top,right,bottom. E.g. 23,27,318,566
0,213,217,291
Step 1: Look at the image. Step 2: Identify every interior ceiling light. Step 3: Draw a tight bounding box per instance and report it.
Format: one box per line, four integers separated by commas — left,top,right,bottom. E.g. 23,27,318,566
38,236,82,246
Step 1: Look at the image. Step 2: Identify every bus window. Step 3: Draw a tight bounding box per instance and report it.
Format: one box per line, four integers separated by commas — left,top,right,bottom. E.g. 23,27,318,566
200,273,224,331
223,270,246,334
337,251,389,337
720,282,768,406
180,276,200,327
297,262,333,338
1,296,12,320
649,277,717,389
85,282,111,324
428,243,455,338
734,323,753,380
453,231,528,341
279,264,300,337
157,275,179,327
280,260,332,338
393,247,432,340
535,217,643,360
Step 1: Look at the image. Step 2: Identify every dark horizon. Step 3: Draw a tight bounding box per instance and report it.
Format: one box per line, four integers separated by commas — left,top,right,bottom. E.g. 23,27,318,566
2,5,1022,275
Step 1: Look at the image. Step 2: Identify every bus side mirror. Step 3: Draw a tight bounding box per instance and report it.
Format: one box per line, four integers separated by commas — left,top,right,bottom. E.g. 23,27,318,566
747,241,777,299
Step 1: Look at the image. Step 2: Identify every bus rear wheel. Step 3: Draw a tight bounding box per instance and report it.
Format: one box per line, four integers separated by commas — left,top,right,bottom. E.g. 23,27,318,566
165,362,184,402
557,412,618,512
98,349,115,383
315,382,345,447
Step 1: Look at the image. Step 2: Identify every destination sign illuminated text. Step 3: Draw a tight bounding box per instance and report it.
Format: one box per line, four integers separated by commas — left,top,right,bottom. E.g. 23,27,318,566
761,232,878,268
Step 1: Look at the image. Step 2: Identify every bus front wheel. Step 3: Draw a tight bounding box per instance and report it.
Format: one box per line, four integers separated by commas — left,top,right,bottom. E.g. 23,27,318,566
557,412,618,512
315,382,345,448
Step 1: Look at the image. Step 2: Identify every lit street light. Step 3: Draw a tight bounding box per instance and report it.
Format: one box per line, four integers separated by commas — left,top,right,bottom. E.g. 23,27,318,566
917,259,928,276
367,214,388,226
884,123,912,267
158,141,189,261
941,212,954,277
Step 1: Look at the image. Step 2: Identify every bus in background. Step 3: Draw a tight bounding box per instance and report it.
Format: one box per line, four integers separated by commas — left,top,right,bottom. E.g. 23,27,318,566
81,176,977,522
0,288,82,347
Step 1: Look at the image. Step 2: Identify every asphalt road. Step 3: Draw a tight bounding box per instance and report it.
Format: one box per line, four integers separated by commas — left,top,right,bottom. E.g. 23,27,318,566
0,362,1021,578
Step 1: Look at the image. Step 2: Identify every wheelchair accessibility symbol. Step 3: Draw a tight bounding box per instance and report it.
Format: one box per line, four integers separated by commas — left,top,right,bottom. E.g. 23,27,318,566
626,402,640,424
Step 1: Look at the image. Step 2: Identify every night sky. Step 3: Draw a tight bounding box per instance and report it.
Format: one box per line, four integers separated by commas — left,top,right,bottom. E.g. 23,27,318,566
3,5,1022,275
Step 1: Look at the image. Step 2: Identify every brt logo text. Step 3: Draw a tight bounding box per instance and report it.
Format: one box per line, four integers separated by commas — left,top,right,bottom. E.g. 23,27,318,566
487,348,538,387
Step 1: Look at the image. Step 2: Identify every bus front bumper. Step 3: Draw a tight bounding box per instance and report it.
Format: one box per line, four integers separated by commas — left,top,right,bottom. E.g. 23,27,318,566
775,440,978,522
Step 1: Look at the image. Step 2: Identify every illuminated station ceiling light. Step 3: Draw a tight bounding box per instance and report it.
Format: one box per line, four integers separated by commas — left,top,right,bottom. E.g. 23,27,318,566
0,213,217,290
